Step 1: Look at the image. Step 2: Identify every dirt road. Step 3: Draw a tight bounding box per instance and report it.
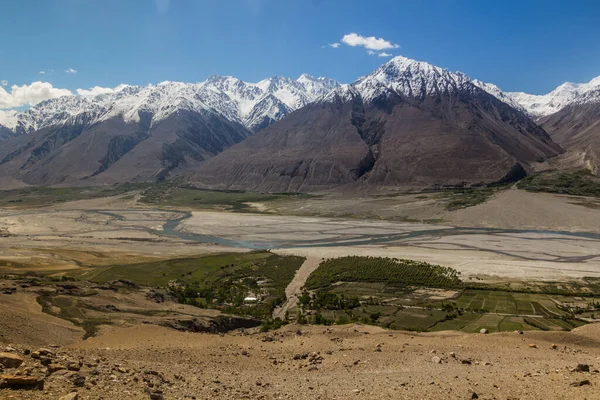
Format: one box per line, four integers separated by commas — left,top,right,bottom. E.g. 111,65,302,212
272,256,320,319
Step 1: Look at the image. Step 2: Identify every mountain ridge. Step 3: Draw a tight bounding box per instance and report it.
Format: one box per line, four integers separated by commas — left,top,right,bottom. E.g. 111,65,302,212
192,56,561,192
0,74,340,135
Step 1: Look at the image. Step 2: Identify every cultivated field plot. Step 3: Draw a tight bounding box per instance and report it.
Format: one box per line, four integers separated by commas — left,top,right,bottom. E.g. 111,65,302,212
300,257,595,333
453,290,566,316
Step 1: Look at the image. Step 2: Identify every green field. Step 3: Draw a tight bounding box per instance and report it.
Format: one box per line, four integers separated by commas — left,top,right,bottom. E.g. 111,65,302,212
89,252,273,287
442,186,507,211
139,181,311,211
517,169,600,197
0,179,310,211
298,257,593,333
0,184,146,208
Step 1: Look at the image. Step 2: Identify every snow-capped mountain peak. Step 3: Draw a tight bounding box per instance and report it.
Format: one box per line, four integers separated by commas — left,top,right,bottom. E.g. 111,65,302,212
348,56,476,102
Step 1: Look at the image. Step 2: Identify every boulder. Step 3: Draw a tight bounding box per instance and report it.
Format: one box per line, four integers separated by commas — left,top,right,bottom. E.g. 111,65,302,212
47,363,67,374
0,352,24,368
0,374,44,390
479,329,488,334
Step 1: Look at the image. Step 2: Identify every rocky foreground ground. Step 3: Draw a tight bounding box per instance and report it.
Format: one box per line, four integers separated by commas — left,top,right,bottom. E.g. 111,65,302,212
1,322,600,400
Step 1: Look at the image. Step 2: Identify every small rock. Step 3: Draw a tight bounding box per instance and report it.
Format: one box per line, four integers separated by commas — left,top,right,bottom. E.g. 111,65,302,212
570,379,591,387
150,391,165,400
470,392,479,399
0,352,24,368
72,374,86,387
529,344,537,349
37,348,54,356
551,344,558,350
480,329,488,334
67,363,81,371
47,363,66,374
293,353,309,360
59,393,79,400
432,356,442,364
449,352,456,358
573,364,590,372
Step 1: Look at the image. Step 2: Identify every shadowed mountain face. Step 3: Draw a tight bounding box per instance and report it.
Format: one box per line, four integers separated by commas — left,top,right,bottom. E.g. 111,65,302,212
192,58,561,192
0,110,251,185
541,102,600,174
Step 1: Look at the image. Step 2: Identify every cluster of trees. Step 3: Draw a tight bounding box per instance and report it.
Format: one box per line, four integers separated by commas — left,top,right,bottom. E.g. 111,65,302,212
305,256,463,290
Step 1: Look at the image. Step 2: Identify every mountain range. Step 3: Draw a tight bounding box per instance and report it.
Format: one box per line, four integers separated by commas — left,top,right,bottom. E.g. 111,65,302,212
0,56,598,190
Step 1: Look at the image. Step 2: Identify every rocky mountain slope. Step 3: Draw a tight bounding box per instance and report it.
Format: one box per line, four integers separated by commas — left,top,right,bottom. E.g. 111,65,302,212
499,75,600,174
193,56,562,192
0,75,339,185
540,102,600,174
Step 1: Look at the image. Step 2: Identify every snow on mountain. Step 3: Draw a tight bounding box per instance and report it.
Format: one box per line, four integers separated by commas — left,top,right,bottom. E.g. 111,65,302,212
316,56,557,119
0,74,340,135
507,76,600,118
354,56,474,102
471,80,528,114
318,56,514,108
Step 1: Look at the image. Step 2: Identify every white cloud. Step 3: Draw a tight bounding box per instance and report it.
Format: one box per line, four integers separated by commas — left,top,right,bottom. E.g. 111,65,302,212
65,68,78,74
0,82,72,109
1,80,7,86
39,71,46,75
341,33,400,51
329,43,341,49
367,50,376,55
378,52,393,58
76,84,129,97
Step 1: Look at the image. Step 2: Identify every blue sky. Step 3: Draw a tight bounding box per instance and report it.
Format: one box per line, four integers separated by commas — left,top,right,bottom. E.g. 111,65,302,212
1,0,600,108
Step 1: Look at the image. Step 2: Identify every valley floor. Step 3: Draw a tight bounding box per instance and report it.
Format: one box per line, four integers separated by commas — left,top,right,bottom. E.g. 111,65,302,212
1,189,600,399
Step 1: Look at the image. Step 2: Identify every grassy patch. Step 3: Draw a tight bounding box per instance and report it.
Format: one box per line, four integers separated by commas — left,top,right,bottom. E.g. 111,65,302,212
37,295,109,339
139,181,311,211
517,170,600,197
90,252,273,287
0,183,148,208
444,187,505,211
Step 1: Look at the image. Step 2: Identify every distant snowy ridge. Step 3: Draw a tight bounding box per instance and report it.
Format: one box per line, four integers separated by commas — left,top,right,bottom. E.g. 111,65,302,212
3,55,598,134
506,76,600,118
0,74,340,134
